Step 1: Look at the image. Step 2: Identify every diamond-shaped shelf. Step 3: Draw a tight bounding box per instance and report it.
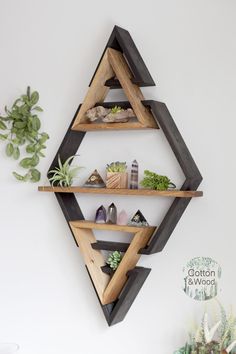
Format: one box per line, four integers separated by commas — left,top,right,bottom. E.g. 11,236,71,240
40,25,203,326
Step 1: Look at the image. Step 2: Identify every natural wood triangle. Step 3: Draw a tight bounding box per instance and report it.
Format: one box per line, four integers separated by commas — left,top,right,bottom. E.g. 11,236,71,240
69,221,155,305
71,48,158,130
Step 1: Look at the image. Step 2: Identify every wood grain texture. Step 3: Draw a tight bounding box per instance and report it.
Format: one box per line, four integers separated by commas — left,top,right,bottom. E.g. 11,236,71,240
102,227,155,304
72,121,156,131
38,186,203,198
72,50,115,128
70,220,155,233
69,222,110,303
106,172,128,189
107,48,157,128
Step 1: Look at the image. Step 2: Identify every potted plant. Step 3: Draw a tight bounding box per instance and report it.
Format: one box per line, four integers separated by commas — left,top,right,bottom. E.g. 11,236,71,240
106,161,128,189
48,155,82,187
175,302,236,354
140,170,176,190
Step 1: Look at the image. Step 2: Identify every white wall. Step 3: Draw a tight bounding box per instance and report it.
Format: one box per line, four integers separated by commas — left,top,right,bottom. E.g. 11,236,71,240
0,1,235,353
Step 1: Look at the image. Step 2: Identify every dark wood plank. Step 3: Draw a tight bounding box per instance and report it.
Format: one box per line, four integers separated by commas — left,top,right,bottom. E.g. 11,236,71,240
140,101,203,254
92,241,130,252
89,25,156,88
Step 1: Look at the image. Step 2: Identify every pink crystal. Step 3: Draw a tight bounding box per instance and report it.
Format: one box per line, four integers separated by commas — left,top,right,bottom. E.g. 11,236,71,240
117,210,128,225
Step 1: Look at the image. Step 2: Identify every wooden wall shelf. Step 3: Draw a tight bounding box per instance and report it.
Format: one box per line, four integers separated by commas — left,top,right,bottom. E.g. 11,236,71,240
41,26,203,326
38,186,203,198
71,121,156,132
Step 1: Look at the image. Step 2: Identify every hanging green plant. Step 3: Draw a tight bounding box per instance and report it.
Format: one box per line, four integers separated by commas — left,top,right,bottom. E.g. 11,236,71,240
0,86,49,182
48,155,83,187
106,251,122,271
140,170,176,191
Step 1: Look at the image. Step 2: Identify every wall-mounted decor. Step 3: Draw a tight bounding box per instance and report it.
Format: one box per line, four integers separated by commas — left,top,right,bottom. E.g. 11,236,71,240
38,25,203,326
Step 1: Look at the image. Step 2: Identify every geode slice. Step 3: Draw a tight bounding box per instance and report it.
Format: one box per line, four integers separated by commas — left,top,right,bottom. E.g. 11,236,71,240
83,169,105,188
129,210,149,227
102,108,135,123
85,106,110,122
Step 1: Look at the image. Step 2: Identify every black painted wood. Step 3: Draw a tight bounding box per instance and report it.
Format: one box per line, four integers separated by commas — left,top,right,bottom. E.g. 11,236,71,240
92,241,130,252
104,78,121,89
101,265,114,276
95,101,132,109
140,100,203,254
86,266,151,326
89,26,156,88
108,267,151,326
48,105,86,246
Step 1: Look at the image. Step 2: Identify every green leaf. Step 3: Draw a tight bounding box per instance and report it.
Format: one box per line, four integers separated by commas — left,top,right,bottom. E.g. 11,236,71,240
26,144,36,153
14,121,27,129
6,142,14,156
33,106,43,112
13,147,20,160
12,172,25,181
31,116,41,131
30,91,39,105
0,133,8,140
20,157,33,168
0,120,7,130
30,154,39,167
29,168,41,182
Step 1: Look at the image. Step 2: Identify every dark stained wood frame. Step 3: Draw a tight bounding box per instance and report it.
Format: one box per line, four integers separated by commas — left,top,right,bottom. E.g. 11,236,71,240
43,26,203,326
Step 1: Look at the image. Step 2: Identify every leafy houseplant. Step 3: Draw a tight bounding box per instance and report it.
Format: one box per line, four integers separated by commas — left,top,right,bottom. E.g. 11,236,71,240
0,86,49,182
107,251,122,271
106,161,128,189
175,302,236,354
48,155,82,187
140,170,176,191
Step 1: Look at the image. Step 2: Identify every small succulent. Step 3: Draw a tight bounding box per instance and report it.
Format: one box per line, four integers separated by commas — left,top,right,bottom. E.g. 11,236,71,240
107,251,122,270
110,106,124,114
48,155,82,187
106,161,127,173
140,170,176,191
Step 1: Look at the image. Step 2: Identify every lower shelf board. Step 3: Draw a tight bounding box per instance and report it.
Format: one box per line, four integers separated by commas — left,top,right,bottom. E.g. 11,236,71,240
70,220,156,233
38,186,203,198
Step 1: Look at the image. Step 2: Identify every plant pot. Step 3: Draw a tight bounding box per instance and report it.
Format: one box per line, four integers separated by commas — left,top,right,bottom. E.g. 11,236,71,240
106,172,128,189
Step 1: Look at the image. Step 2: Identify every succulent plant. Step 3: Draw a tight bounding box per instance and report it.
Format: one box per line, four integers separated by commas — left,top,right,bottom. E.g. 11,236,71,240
48,155,82,187
107,251,122,270
140,170,176,191
110,106,124,114
106,161,127,173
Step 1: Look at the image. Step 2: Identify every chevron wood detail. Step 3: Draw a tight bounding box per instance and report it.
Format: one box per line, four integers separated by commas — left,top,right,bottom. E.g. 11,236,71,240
41,25,203,326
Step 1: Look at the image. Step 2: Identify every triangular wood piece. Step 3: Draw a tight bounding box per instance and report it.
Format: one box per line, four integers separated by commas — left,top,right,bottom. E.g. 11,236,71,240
69,220,155,305
71,48,158,130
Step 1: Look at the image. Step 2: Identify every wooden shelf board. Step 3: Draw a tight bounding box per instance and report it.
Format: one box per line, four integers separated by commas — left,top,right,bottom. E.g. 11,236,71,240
70,220,155,233
38,186,203,198
72,121,158,131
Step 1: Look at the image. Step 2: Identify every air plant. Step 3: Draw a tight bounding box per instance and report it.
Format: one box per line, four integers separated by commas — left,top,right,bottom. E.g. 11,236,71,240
175,302,236,354
48,155,82,187
106,251,122,271
106,161,127,173
140,170,176,191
